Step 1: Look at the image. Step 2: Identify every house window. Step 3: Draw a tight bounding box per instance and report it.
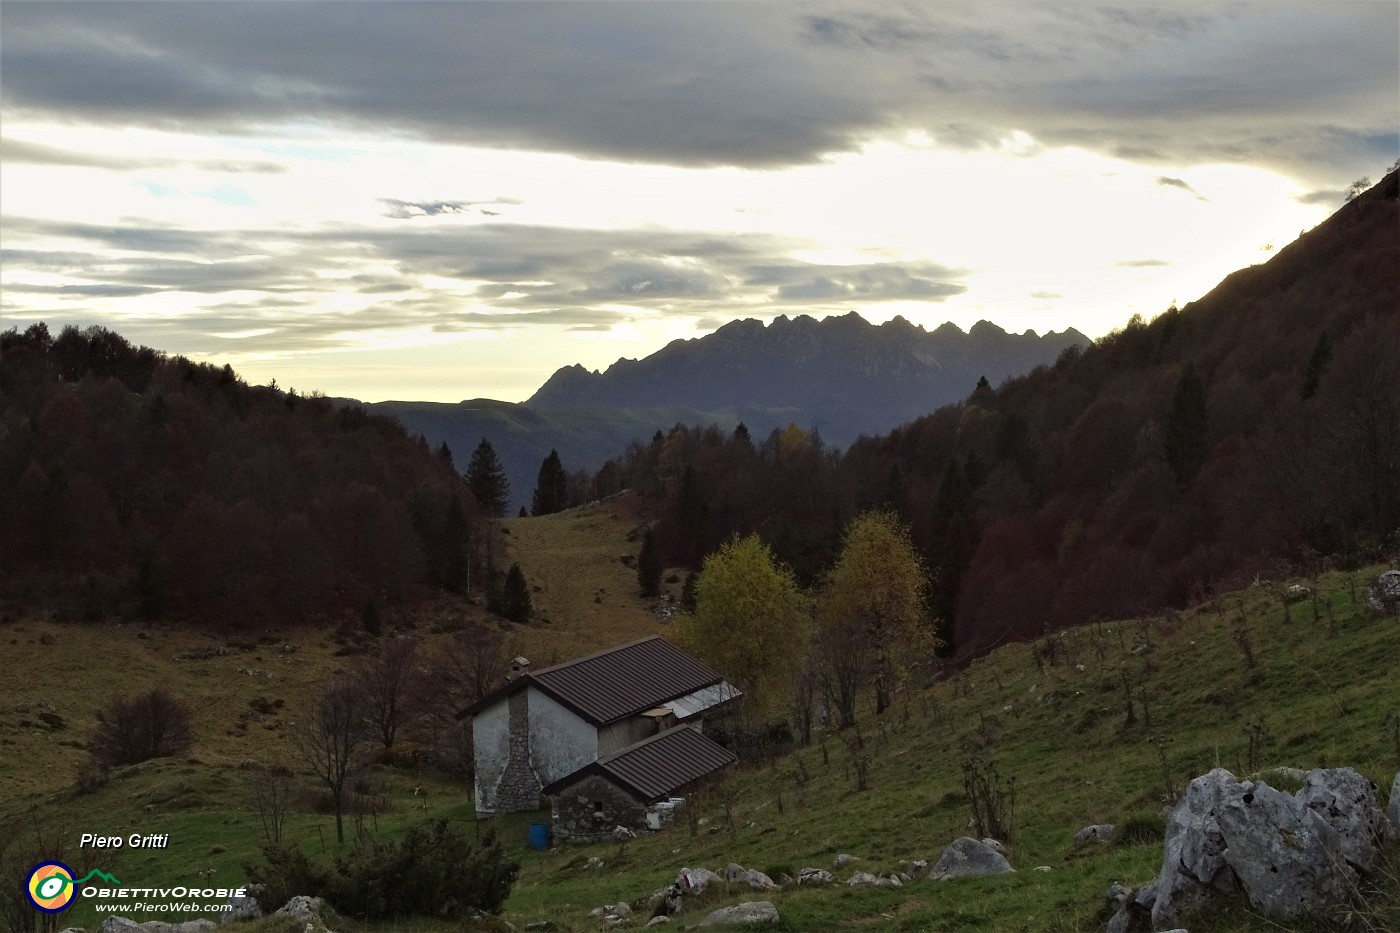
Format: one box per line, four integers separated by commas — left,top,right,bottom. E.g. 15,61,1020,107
592,801,605,818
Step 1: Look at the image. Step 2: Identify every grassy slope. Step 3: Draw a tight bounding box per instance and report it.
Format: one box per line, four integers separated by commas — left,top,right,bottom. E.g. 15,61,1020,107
3,502,1396,932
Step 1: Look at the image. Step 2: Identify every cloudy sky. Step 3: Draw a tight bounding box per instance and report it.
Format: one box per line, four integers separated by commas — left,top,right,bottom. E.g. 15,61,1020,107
2,2,1396,403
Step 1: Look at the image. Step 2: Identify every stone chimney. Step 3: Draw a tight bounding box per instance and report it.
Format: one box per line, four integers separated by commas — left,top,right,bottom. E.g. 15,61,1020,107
507,656,531,681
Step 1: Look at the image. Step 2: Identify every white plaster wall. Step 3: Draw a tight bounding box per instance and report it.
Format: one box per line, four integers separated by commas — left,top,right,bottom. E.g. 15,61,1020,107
472,699,509,814
598,716,656,757
527,687,598,784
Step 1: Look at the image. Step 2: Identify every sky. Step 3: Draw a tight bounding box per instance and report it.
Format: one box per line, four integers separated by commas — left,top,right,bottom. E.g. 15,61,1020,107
2,2,1396,404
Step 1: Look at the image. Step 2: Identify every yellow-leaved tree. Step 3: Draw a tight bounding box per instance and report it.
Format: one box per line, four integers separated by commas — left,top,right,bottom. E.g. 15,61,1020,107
677,533,810,726
815,511,932,726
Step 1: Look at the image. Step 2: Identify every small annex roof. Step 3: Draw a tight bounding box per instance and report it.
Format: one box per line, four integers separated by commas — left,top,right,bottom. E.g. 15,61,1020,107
458,635,739,727
542,724,736,802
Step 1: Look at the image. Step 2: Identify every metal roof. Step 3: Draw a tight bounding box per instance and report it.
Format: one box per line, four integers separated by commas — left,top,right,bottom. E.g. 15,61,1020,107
543,724,736,802
459,635,738,726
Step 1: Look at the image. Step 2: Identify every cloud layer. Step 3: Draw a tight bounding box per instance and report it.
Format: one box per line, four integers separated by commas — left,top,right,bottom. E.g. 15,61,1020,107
4,3,1395,181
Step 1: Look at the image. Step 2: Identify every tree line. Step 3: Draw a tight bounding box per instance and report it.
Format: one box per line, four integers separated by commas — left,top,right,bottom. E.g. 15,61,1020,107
586,173,1400,661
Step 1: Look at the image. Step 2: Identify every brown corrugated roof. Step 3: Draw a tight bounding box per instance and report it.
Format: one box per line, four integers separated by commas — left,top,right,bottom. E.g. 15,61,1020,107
543,724,736,801
458,635,733,726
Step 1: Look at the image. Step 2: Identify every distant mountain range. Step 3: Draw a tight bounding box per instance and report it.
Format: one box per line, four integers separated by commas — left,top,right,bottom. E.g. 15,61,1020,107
365,315,1087,510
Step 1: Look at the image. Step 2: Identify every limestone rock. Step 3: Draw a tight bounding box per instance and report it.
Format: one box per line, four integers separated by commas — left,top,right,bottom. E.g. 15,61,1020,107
979,837,1005,855
1073,824,1114,845
905,859,928,877
586,856,605,870
1297,768,1391,873
219,894,262,926
847,871,878,887
1217,779,1356,920
832,853,859,868
1390,773,1400,833
874,874,903,888
275,900,324,923
677,867,724,894
102,921,216,933
1152,768,1235,929
1365,570,1400,614
613,825,637,841
929,837,1013,879
722,863,776,891
796,868,835,886
698,901,779,927
645,918,670,927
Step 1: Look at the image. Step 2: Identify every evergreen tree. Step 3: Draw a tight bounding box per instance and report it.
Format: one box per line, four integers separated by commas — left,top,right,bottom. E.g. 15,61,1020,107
436,441,455,472
1165,365,1210,485
498,562,532,622
1301,332,1332,400
531,449,569,516
466,438,509,517
970,374,994,406
637,528,663,598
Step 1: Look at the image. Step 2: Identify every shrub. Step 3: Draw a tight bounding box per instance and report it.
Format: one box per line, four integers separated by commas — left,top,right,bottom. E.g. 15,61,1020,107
87,688,193,768
245,822,519,919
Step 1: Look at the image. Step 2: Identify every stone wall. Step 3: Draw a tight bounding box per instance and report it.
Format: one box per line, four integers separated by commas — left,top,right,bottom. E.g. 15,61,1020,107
494,690,544,813
549,774,648,843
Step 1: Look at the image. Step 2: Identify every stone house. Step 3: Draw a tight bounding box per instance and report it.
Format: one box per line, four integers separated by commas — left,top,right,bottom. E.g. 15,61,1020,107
543,723,737,842
460,635,740,818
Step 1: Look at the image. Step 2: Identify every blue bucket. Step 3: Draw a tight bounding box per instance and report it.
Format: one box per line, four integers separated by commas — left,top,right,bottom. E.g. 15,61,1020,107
528,822,550,850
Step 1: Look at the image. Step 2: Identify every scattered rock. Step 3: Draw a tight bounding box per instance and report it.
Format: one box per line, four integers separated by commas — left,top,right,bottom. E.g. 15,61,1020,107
645,918,670,927
523,923,557,932
929,837,1014,879
727,866,776,891
1034,866,1051,872
847,871,878,887
677,867,723,894
586,856,605,870
219,893,262,925
1285,584,1311,603
274,898,324,923
832,853,859,868
1073,824,1115,845
979,837,1005,854
905,859,928,877
874,874,903,889
101,920,216,933
1366,570,1400,614
797,868,835,886
697,901,779,927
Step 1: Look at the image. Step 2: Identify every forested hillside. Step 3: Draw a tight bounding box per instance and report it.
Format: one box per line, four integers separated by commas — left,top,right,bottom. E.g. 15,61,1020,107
599,171,1400,657
0,326,481,627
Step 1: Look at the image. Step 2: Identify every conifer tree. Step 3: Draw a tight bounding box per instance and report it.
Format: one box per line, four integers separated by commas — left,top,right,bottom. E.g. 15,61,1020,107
466,438,509,517
499,562,532,622
637,528,663,598
531,449,569,516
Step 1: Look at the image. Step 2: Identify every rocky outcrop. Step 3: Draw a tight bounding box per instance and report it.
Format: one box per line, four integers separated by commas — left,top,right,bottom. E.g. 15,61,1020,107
1365,570,1400,614
929,837,1014,879
101,921,215,933
1151,767,1392,928
697,901,779,927
797,868,835,886
1390,773,1400,831
218,893,262,926
1152,768,1236,928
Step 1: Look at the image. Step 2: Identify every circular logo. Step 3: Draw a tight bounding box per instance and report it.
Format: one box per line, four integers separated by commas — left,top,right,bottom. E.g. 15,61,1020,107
26,862,77,913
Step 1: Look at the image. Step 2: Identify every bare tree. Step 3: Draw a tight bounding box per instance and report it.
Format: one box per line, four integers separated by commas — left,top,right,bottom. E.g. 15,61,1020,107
248,767,293,847
409,622,513,774
293,678,368,845
356,636,421,756
88,688,193,768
